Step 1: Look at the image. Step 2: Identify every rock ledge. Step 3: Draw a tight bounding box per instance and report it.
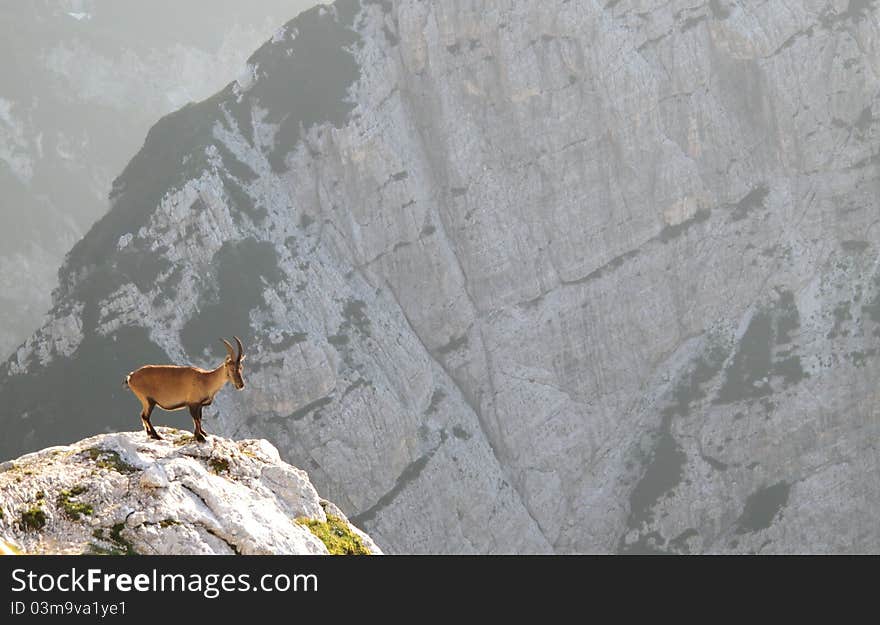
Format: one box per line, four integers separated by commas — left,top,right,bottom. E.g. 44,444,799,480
0,429,381,555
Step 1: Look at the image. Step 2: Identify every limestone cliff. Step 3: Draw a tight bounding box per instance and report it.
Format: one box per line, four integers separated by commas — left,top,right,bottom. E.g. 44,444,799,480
1,0,879,553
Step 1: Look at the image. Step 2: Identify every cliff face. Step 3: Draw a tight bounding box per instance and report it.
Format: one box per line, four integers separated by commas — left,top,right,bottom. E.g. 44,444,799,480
0,430,381,555
0,0,323,359
2,0,879,554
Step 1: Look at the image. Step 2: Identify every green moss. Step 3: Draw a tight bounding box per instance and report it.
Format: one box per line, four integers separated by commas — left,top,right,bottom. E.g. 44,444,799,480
57,486,93,520
91,523,138,555
85,448,137,474
169,430,192,446
19,506,46,531
208,457,230,474
297,515,371,555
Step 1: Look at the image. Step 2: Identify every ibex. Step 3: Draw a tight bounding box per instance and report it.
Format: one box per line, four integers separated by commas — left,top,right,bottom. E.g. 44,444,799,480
124,337,246,442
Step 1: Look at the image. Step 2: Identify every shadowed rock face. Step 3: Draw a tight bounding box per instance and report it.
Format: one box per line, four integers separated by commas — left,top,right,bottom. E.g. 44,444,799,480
0,0,324,359
2,0,880,554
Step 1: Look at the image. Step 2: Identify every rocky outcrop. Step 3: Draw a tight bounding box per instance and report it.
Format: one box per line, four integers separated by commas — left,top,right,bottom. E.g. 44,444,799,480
2,0,879,553
0,0,324,358
0,430,380,555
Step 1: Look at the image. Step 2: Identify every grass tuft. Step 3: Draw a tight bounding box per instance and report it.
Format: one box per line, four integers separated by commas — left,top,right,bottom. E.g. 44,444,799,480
208,457,230,474
19,506,46,531
296,515,370,555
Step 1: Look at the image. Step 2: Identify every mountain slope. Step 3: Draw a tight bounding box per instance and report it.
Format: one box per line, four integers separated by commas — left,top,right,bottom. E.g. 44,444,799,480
0,0,324,358
2,0,880,553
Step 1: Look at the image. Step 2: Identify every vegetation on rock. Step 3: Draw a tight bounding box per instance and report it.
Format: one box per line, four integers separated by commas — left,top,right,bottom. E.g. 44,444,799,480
19,506,46,531
297,515,371,555
57,486,93,520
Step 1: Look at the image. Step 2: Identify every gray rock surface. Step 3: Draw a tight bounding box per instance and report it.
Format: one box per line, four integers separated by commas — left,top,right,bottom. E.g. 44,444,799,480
2,0,879,553
0,0,325,359
0,429,381,555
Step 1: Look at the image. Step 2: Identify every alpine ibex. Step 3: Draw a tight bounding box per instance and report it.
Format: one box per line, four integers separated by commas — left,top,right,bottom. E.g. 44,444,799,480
124,337,246,442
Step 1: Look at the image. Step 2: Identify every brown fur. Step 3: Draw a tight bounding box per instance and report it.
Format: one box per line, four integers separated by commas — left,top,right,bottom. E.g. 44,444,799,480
125,338,245,442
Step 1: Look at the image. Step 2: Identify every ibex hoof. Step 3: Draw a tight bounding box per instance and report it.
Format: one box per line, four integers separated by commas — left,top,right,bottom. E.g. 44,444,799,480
194,434,207,443
149,432,163,441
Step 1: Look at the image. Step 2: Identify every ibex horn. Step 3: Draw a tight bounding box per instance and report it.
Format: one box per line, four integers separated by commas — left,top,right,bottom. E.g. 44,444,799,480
221,338,236,360
234,336,244,361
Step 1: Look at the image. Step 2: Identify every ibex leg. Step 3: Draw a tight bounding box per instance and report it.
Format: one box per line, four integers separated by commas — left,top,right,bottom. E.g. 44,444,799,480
141,399,162,440
197,404,209,438
189,404,207,443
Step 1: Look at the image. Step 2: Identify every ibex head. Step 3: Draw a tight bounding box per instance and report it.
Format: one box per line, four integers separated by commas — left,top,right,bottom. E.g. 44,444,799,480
221,336,246,390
